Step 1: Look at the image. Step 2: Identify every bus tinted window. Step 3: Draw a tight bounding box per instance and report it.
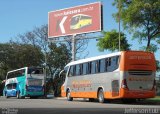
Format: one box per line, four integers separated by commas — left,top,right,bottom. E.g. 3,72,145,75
91,61,96,74
87,62,91,74
7,69,25,79
105,58,109,72
75,64,81,76
28,68,43,74
112,56,120,70
6,84,12,90
100,59,105,73
82,63,87,75
6,83,16,89
69,66,74,77
108,58,111,66
12,83,17,89
116,56,120,65
95,60,100,73
107,56,120,72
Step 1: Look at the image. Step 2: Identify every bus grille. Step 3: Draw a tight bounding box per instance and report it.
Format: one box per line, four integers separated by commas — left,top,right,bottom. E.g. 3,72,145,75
128,70,152,76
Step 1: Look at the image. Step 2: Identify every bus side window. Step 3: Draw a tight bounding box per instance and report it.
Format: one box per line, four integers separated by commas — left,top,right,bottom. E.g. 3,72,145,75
116,56,120,67
107,57,112,72
112,56,120,70
100,59,105,73
108,58,111,66
96,60,100,73
87,62,91,74
79,64,83,75
75,64,81,76
68,66,74,77
105,58,109,72
91,61,96,74
82,63,87,75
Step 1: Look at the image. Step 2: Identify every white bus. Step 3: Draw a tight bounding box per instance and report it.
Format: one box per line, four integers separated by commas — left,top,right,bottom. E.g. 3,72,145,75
60,51,156,103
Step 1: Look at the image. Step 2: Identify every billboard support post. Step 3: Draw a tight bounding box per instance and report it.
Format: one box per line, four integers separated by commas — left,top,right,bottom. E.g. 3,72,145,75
72,35,76,61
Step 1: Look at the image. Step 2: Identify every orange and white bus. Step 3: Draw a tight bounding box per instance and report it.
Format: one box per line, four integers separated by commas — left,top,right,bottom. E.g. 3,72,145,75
60,51,156,103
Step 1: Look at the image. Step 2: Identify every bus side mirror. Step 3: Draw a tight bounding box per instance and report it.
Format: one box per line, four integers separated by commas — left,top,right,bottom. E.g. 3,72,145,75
59,70,64,78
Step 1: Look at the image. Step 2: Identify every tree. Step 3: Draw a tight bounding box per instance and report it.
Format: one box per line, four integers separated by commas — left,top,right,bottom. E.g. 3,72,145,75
0,43,43,80
113,0,160,51
47,43,71,77
14,25,89,60
63,34,89,59
14,24,48,53
97,30,131,52
45,43,71,96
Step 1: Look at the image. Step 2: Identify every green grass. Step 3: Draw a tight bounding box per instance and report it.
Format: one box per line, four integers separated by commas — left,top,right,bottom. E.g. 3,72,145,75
146,96,160,102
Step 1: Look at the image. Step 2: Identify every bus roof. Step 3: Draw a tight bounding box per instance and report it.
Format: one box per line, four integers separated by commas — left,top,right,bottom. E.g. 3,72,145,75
7,67,43,74
66,51,121,67
7,67,28,74
65,50,154,67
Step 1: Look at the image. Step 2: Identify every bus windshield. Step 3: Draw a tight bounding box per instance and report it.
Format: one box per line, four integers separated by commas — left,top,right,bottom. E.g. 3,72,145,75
7,69,25,79
28,67,43,74
6,83,17,90
70,16,80,26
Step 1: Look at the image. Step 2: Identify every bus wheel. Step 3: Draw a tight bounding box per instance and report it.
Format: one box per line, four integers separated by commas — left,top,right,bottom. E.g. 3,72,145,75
5,93,9,98
122,99,136,104
16,91,20,99
98,89,105,103
67,90,73,101
89,98,94,102
17,91,25,99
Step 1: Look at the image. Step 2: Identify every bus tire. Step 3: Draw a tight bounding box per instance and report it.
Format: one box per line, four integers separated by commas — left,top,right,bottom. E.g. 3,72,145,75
89,98,94,102
67,90,73,101
5,93,9,98
16,91,20,99
98,89,105,103
17,91,25,99
122,99,136,104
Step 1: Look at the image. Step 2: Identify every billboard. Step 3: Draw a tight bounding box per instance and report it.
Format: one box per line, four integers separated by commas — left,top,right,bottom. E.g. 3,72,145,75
48,2,102,38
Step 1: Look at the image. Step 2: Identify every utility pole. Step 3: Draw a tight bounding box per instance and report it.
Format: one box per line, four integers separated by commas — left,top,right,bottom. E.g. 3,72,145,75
72,35,76,61
118,0,121,51
45,52,47,97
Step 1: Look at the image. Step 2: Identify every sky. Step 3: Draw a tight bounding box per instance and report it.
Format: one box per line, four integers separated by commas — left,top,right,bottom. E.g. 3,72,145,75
0,0,158,61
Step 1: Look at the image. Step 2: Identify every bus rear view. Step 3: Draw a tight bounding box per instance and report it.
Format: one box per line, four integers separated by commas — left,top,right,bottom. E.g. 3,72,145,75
120,51,156,100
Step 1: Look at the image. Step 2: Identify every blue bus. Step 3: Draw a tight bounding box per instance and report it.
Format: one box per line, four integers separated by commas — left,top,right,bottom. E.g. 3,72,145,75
3,67,45,99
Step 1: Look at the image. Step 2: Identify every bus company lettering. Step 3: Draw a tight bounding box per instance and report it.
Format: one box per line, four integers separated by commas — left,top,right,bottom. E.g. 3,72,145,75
129,56,151,60
72,80,91,88
128,77,153,82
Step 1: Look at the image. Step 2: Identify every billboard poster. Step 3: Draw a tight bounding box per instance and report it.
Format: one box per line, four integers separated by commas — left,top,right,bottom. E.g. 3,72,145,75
48,2,102,38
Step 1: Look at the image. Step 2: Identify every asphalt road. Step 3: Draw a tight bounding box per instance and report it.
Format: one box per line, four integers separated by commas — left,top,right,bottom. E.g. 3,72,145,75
0,97,160,114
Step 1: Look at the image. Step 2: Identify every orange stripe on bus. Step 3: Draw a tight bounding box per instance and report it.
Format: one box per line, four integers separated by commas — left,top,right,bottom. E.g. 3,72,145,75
63,89,156,99
119,88,156,98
